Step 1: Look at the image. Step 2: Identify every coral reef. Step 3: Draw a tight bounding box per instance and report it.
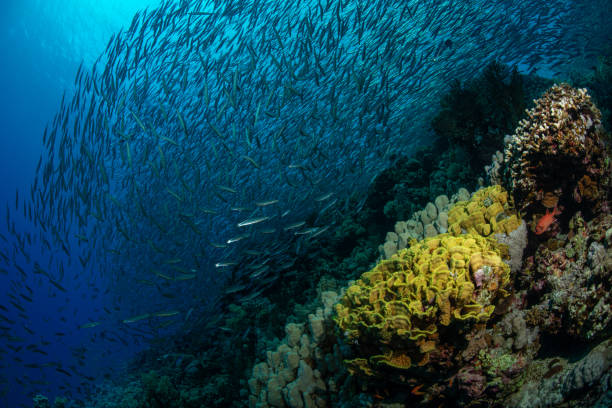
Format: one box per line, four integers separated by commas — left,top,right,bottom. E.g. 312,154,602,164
64,78,611,408
508,337,612,408
504,84,611,229
336,233,511,379
33,395,50,408
376,147,478,224
494,219,528,274
447,185,521,238
380,188,469,259
521,212,612,341
247,291,349,408
383,185,527,274
32,395,71,408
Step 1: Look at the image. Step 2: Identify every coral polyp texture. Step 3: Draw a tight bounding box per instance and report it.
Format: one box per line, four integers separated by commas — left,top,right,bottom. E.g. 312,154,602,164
335,233,511,379
504,83,611,224
522,212,612,341
447,185,521,237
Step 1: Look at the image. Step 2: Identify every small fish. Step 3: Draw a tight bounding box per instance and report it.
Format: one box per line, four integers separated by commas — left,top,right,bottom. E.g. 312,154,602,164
314,192,334,202
209,242,228,248
152,270,174,280
241,155,260,168
166,188,183,202
255,199,279,207
224,283,246,294
251,265,270,279
175,273,196,280
79,322,101,329
122,314,151,324
48,280,67,293
227,234,250,244
160,135,179,146
284,221,306,231
56,367,72,377
535,206,561,234
294,227,319,236
237,216,270,227
217,185,237,194
153,311,180,318
310,225,330,238
215,262,238,268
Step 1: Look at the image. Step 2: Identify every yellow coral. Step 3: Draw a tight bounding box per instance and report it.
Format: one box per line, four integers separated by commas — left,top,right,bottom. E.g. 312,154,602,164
447,185,520,237
335,233,510,376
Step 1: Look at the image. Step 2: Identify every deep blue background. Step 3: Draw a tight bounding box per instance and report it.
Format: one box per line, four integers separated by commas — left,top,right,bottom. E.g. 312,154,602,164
0,1,160,406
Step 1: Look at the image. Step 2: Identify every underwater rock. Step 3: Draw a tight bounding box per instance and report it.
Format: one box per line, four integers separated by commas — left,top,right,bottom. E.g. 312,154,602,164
508,337,612,408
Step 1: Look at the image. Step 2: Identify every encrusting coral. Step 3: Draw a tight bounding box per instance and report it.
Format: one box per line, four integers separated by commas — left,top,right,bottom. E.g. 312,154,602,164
521,212,612,342
335,233,511,379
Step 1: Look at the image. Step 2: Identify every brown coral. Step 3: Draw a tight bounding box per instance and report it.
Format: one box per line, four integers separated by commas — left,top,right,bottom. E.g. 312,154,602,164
504,84,611,225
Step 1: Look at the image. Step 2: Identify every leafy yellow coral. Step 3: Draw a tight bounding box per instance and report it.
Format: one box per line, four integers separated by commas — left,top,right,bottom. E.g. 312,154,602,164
447,185,520,237
336,233,510,375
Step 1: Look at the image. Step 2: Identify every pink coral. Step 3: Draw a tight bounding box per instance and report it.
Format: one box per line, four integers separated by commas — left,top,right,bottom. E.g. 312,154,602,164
456,367,486,398
473,268,485,287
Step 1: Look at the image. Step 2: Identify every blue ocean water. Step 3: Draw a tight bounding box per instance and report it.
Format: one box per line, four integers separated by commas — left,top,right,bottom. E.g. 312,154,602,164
0,0,610,407
0,1,162,406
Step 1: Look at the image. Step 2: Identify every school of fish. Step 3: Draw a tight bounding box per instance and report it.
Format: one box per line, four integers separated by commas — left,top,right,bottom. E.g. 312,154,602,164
0,0,609,404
